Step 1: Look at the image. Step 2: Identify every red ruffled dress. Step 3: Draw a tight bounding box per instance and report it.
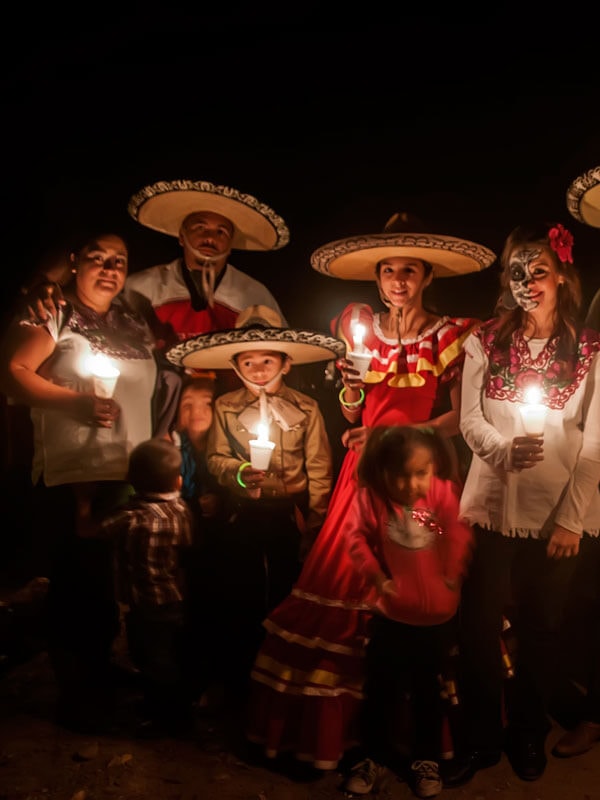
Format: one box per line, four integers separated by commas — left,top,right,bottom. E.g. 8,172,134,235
245,302,478,769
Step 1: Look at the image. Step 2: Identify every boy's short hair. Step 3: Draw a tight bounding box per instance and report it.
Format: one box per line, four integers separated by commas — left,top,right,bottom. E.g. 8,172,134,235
127,438,182,494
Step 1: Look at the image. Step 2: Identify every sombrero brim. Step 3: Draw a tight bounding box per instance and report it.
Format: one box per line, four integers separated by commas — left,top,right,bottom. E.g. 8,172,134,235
310,233,497,280
566,166,600,228
166,327,346,370
128,179,290,250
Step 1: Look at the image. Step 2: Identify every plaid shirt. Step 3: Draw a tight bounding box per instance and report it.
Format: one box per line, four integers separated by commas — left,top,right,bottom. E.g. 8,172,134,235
101,491,193,610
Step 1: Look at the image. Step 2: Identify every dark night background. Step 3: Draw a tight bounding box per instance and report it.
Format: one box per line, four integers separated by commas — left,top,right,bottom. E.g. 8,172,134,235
2,5,600,335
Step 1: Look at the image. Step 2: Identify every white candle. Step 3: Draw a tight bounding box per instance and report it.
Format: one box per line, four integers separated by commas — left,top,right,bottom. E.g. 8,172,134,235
519,386,547,435
352,322,366,355
86,353,120,398
250,423,275,470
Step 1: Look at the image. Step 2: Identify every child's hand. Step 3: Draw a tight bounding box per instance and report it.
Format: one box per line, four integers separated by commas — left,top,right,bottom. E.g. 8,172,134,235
443,576,460,592
336,357,366,390
374,573,398,598
380,578,399,598
341,426,368,452
239,464,266,498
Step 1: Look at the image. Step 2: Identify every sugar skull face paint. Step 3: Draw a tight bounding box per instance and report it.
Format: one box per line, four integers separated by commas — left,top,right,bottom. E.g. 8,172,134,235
508,247,541,311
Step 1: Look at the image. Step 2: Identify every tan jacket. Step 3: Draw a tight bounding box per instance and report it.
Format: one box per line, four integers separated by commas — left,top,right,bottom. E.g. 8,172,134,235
207,383,332,535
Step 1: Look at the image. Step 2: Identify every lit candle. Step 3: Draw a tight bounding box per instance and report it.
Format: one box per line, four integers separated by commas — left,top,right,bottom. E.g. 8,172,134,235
256,422,270,444
86,353,120,399
352,322,366,355
519,386,547,435
348,322,371,380
249,412,275,471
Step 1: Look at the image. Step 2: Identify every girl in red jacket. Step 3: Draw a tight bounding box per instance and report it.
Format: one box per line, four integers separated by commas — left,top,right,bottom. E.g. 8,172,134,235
342,425,473,799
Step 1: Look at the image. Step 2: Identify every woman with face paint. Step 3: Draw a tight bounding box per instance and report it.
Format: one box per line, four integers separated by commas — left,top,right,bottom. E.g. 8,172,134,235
445,222,600,788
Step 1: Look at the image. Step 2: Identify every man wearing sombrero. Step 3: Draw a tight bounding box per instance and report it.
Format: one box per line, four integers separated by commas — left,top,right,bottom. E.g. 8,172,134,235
125,179,289,347
244,213,496,789
166,304,345,699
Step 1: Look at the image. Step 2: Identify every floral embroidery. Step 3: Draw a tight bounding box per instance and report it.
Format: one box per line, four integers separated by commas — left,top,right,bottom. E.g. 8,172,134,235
548,223,574,264
477,322,600,409
69,300,154,361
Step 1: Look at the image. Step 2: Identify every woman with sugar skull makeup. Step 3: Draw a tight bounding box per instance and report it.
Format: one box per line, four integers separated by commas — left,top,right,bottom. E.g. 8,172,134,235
444,221,600,788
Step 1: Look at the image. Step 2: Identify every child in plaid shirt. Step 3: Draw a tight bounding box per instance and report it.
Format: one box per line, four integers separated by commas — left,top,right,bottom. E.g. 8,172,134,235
97,438,194,737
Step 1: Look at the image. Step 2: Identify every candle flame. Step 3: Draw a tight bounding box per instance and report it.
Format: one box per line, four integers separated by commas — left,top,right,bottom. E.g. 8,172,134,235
523,386,543,405
256,422,269,443
352,322,365,348
85,353,120,379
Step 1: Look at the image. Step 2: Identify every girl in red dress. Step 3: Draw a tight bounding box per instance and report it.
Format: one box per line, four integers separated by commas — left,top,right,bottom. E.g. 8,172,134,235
246,214,494,770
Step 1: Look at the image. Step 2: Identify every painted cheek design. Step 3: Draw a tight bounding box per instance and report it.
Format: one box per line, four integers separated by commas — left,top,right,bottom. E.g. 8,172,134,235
508,249,540,311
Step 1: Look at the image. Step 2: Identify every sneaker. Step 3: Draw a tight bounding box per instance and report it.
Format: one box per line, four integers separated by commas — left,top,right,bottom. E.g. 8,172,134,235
411,760,442,798
344,758,386,795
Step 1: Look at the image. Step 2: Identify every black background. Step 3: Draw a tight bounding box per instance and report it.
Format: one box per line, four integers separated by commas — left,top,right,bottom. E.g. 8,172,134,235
3,5,600,334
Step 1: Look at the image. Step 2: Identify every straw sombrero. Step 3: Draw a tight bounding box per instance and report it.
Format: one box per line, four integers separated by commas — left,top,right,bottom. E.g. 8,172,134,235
566,166,600,228
165,305,345,370
127,179,290,250
310,213,496,280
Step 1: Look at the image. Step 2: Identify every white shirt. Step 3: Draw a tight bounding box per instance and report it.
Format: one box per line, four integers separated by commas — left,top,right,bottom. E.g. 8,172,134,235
30,302,157,487
459,327,600,537
124,259,286,325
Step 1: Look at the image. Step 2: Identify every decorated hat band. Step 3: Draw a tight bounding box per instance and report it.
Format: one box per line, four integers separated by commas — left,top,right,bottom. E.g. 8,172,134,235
310,232,496,280
165,304,345,370
566,166,600,228
128,179,290,250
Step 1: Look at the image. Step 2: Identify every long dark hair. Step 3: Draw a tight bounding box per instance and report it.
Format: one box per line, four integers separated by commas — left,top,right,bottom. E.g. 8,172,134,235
494,221,582,361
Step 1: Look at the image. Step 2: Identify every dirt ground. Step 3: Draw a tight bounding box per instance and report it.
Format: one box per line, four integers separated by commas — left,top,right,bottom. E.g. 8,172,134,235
1,588,600,800
2,651,600,800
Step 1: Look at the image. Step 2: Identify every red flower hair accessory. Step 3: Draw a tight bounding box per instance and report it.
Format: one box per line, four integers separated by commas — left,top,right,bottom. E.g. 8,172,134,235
548,223,574,264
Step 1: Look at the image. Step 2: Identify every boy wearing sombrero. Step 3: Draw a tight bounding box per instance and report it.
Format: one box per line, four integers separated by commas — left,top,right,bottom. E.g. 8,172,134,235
166,304,345,695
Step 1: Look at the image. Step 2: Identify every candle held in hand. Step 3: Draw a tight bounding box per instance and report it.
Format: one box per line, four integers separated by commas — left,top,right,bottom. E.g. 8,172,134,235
519,386,547,436
250,422,275,470
87,353,120,399
352,322,366,354
348,322,371,379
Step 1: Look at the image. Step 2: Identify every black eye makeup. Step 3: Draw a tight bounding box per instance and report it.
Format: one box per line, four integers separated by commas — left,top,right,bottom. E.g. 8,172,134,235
510,264,526,282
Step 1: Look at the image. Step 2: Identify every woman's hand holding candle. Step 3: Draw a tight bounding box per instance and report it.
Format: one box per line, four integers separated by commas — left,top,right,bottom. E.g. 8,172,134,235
519,386,548,436
336,357,366,390
511,435,544,470
84,353,121,428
